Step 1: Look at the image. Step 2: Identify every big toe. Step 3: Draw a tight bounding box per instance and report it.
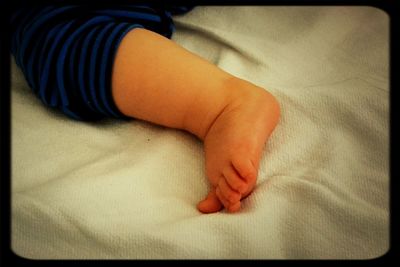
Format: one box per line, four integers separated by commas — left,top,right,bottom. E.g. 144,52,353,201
197,188,223,214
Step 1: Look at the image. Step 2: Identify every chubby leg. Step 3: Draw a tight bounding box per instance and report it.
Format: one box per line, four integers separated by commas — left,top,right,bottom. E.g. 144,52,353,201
112,28,280,213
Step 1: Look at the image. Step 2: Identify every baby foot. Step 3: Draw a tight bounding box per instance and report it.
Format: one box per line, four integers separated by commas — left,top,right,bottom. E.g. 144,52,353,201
197,78,280,213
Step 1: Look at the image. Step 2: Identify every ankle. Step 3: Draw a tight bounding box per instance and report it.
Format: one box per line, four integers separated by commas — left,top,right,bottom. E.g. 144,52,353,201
202,77,280,140
181,76,239,140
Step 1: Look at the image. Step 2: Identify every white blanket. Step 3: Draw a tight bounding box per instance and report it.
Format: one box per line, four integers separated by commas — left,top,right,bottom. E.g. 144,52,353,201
11,6,389,259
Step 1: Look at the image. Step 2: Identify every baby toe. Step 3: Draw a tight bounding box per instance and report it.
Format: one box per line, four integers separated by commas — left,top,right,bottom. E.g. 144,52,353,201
231,156,257,184
218,177,241,204
215,186,232,210
227,201,241,213
197,188,223,213
222,165,248,194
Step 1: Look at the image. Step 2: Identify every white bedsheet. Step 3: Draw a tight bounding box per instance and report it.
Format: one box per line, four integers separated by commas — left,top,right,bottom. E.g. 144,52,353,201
11,6,389,259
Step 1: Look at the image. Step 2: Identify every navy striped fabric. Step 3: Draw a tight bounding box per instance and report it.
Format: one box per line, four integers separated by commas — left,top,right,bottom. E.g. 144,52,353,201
10,5,194,120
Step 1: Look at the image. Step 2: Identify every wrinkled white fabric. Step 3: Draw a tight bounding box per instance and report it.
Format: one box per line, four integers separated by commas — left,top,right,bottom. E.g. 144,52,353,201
11,6,389,259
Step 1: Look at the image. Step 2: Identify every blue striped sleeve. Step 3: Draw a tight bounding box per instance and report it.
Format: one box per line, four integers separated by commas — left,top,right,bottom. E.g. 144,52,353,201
10,5,194,121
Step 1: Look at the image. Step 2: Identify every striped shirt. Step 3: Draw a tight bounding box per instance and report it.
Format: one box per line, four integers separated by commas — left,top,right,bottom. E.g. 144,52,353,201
10,5,194,121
